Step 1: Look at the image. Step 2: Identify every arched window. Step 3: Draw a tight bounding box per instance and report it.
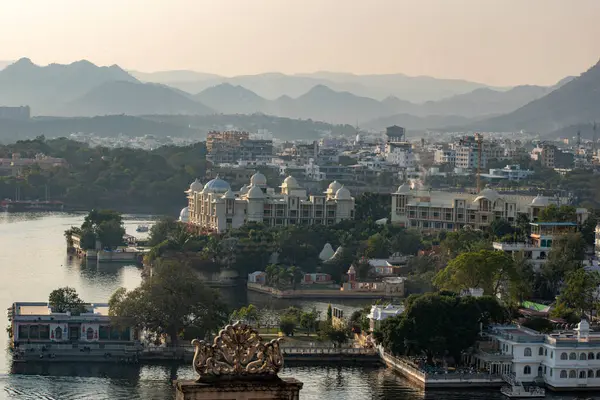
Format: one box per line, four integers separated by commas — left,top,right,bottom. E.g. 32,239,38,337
538,347,544,356
54,327,62,340
581,353,587,360
561,352,568,360
524,365,531,375
551,351,554,359
588,370,594,378
569,370,576,378
86,327,94,340
545,349,548,356
596,370,600,378
597,352,600,360
589,352,595,360
524,347,532,357
570,352,577,360
580,371,587,379
560,370,567,378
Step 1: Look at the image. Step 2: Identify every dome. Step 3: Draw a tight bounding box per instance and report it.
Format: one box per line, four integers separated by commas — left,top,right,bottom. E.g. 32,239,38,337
531,195,549,207
335,186,352,200
473,188,500,203
328,180,342,192
396,183,411,194
246,185,264,199
179,207,189,223
319,243,335,261
221,189,235,200
281,175,300,190
250,172,267,187
239,184,249,195
203,175,231,194
189,178,203,193
577,319,590,332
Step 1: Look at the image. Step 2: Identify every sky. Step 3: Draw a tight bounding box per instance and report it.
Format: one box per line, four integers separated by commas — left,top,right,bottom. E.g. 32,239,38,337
0,0,599,86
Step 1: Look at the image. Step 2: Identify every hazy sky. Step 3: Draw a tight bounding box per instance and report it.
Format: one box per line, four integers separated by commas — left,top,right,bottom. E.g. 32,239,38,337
1,0,599,86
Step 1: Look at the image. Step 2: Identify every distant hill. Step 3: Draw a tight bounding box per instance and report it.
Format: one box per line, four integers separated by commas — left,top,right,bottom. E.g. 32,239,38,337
134,69,501,102
0,58,138,113
194,81,560,125
363,113,473,131
62,81,213,117
464,59,600,133
0,115,199,143
194,83,267,114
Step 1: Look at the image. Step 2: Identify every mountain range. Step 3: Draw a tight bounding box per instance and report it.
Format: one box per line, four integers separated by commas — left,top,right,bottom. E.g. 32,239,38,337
0,57,598,137
131,70,499,102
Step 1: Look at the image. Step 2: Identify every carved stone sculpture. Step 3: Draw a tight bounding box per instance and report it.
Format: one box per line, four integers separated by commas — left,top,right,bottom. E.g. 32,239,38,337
192,321,284,382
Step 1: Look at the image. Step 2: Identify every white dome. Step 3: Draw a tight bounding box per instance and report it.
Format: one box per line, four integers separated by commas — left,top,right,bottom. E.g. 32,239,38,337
250,172,267,187
396,183,411,194
239,184,249,195
189,178,203,193
179,207,189,222
282,175,300,188
319,243,335,261
474,188,500,203
221,189,235,199
335,186,352,200
246,185,264,199
203,175,231,194
531,195,549,206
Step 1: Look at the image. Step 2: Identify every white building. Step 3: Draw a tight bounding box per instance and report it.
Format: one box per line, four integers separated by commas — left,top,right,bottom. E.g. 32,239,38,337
434,149,456,165
385,142,416,168
478,321,600,390
480,165,534,181
185,173,355,233
367,304,404,331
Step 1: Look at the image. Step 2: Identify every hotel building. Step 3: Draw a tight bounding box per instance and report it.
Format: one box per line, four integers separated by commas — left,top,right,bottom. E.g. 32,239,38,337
391,185,570,231
183,172,355,233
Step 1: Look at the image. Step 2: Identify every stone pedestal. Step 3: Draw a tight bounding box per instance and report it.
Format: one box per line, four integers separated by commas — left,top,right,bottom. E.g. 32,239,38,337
174,378,303,400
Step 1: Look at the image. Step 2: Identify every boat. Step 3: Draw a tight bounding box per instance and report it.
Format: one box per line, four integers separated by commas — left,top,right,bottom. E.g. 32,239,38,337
136,225,149,233
501,374,545,398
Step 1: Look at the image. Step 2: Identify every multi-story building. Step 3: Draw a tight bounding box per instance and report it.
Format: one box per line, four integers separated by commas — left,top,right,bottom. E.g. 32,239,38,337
206,131,273,165
481,164,534,181
434,149,456,165
383,126,415,168
0,153,67,177
453,136,487,170
531,144,556,168
476,321,600,390
391,185,568,231
0,105,30,120
185,172,354,233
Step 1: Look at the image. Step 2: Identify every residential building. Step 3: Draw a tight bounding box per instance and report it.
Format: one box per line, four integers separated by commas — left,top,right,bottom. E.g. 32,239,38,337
476,321,600,390
248,271,267,284
595,223,600,259
454,136,487,170
434,149,456,165
480,165,534,181
494,220,588,268
8,302,138,348
206,131,273,165
185,173,355,233
302,273,332,284
531,144,556,168
391,185,569,231
384,126,415,168
385,125,406,143
0,153,68,177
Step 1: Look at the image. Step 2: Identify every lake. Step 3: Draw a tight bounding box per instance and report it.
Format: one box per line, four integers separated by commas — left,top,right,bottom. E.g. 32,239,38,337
0,212,592,399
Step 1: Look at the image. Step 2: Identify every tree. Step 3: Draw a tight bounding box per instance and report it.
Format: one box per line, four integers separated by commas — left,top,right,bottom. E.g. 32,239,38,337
49,287,86,315
326,304,333,326
580,213,598,247
538,205,577,223
300,308,320,336
364,233,390,259
555,268,600,318
148,217,179,247
279,316,296,336
489,219,513,239
433,250,517,297
230,304,260,325
108,260,227,346
96,219,126,249
522,318,554,333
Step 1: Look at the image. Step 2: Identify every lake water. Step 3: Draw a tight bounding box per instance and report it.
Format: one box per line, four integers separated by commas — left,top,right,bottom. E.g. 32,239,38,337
0,213,594,399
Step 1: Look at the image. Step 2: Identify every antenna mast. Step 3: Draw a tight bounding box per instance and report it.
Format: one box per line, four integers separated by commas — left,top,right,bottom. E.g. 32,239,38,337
475,133,483,192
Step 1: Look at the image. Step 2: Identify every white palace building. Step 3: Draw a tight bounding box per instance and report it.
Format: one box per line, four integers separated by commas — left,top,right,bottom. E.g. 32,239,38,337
180,172,355,232
477,321,600,391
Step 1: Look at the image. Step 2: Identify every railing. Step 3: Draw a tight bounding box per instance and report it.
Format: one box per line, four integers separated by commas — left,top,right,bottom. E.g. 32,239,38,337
282,347,376,355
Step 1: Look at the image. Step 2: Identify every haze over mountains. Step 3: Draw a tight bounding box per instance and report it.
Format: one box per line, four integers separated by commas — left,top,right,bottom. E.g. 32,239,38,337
0,57,598,137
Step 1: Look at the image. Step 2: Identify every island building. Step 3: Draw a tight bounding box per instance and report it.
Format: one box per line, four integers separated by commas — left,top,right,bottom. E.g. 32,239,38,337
0,153,67,177
391,185,573,231
475,320,600,391
184,173,355,233
8,302,138,348
367,304,404,332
